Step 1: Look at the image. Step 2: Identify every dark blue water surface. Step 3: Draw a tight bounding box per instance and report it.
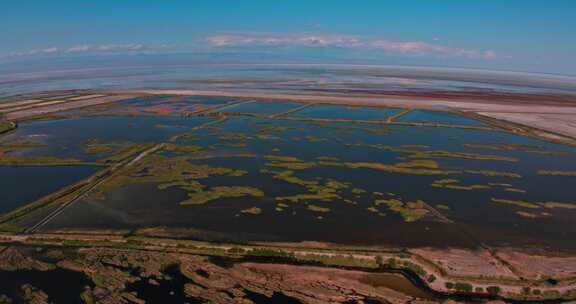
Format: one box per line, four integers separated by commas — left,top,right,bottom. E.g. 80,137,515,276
0,165,100,214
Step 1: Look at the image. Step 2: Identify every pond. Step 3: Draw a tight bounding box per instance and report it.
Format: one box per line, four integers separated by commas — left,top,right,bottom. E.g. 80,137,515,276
5,96,576,251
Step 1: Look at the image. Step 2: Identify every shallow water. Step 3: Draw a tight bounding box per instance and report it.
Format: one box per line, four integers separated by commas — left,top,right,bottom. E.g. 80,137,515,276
292,104,403,120
0,268,91,303
0,165,100,214
2,97,576,251
396,110,488,126
216,100,302,114
0,115,212,161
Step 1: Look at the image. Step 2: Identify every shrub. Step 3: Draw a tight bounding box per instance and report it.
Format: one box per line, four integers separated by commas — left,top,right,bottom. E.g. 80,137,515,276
454,282,473,292
486,286,501,295
228,247,246,254
249,248,294,258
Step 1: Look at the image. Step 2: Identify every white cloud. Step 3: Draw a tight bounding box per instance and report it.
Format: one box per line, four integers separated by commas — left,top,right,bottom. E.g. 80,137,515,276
207,33,361,48
5,43,158,58
207,33,500,60
2,34,501,61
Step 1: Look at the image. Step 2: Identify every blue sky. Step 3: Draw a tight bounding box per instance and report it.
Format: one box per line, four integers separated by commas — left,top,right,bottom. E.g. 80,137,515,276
2,1,576,75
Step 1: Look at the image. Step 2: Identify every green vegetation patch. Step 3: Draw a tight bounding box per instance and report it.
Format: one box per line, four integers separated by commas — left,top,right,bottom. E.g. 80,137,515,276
181,186,264,205
541,202,576,209
359,143,518,161
375,198,429,222
492,198,576,211
0,119,15,134
264,154,316,170
163,143,204,154
538,170,576,177
307,204,331,213
395,159,439,169
409,150,518,162
240,207,262,215
318,161,457,176
464,143,570,156
96,143,154,164
491,198,540,209
0,155,89,166
266,170,350,203
431,180,491,191
96,154,249,203
465,170,521,178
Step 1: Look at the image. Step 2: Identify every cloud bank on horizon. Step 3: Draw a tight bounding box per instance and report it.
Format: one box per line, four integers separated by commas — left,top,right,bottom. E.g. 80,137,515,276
1,1,574,75
3,32,499,62
207,33,498,60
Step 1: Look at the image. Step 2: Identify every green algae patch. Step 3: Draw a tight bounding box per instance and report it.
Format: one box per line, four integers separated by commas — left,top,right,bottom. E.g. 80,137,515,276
218,132,251,141
515,211,542,219
84,144,115,155
505,188,527,194
537,170,576,177
0,120,16,134
541,202,576,209
240,207,262,215
0,156,90,166
264,155,316,170
96,143,154,164
396,159,439,169
351,188,367,194
432,182,490,191
359,143,518,161
157,180,204,192
307,204,331,213
83,139,153,163
492,198,576,210
163,143,204,154
375,199,429,222
433,179,460,184
409,150,518,162
264,155,305,162
97,154,248,198
463,143,570,156
181,186,264,205
465,170,521,178
264,169,350,203
491,198,541,209
431,178,497,191
318,161,456,176
265,161,316,170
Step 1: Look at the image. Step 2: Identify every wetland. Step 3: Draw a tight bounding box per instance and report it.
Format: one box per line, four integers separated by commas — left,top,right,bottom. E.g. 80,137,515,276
2,93,576,303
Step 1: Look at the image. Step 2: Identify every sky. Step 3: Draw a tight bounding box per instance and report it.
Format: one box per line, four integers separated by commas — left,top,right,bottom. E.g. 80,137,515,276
1,1,576,75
